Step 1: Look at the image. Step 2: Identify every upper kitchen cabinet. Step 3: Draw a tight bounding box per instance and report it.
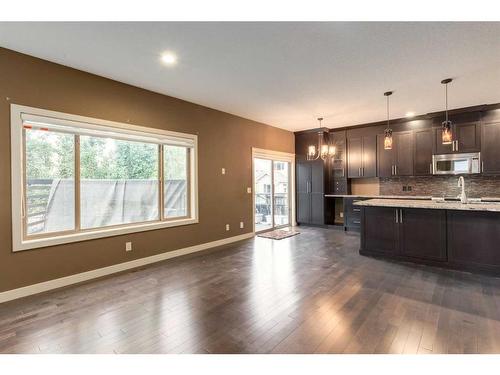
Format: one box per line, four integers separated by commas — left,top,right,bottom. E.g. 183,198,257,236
377,130,414,177
329,131,348,194
347,135,377,178
413,128,433,175
434,122,481,154
433,111,481,154
481,122,500,174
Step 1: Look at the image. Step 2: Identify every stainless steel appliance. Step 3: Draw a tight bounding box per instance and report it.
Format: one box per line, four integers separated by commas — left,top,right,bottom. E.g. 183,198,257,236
432,152,481,175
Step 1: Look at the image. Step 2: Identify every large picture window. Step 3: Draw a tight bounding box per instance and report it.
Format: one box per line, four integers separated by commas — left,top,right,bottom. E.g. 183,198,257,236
11,105,198,251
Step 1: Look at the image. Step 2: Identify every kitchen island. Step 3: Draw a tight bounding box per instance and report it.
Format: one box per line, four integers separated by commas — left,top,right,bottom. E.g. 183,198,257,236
355,199,500,275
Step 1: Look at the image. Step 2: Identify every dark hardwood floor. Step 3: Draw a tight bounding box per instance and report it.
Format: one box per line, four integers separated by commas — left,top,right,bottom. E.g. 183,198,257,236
2,227,500,354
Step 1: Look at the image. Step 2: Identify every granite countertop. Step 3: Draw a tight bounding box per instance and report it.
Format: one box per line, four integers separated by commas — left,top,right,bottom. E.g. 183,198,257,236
354,198,500,212
324,194,432,199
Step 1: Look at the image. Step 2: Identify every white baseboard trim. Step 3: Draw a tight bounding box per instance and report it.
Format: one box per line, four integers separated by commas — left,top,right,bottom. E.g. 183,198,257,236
0,232,254,304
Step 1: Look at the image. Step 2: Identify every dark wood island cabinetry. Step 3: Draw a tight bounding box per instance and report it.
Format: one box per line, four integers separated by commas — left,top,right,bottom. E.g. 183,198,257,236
359,199,500,275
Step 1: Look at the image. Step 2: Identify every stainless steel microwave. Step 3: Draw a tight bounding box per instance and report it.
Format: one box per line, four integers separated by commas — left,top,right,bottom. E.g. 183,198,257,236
432,152,481,175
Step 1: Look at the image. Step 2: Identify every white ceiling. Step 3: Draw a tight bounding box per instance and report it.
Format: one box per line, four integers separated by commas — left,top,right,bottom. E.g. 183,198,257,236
1,22,499,131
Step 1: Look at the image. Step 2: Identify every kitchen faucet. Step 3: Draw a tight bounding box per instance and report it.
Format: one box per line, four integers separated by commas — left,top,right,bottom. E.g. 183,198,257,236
457,176,467,204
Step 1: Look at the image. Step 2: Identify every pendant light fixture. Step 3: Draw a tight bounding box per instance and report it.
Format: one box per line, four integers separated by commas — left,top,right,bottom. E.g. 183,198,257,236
441,78,453,145
306,118,335,161
383,91,393,150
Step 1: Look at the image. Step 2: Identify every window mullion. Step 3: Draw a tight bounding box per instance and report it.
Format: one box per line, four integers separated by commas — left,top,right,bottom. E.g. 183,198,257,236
159,144,165,221
75,134,81,232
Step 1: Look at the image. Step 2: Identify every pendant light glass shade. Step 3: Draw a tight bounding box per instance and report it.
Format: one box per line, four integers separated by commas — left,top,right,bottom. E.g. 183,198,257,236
441,120,453,145
384,128,393,150
441,78,453,145
383,91,393,150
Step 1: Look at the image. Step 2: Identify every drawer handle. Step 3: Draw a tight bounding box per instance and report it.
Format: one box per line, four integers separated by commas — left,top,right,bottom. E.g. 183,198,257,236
353,208,361,212
353,220,361,224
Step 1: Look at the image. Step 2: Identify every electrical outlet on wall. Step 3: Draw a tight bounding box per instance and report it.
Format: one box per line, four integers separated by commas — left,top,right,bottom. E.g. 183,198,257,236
125,242,132,252
225,224,230,231
221,168,226,175
240,222,244,229
247,187,252,194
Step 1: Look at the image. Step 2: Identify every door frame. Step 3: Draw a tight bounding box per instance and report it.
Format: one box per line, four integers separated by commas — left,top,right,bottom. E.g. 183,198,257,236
252,148,296,234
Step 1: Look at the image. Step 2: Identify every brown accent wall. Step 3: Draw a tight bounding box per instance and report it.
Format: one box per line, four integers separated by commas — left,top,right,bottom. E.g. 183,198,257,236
0,48,294,292
380,175,500,198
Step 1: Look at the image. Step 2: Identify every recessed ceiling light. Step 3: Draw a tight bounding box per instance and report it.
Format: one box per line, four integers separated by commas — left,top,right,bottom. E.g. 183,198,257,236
160,52,177,66
405,112,415,117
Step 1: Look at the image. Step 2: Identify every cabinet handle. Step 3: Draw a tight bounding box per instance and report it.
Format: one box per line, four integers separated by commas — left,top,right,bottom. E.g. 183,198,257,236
430,163,432,174
395,209,398,223
482,161,484,173
455,140,459,151
358,167,361,176
400,209,403,224
394,165,397,175
362,167,364,176
452,141,455,152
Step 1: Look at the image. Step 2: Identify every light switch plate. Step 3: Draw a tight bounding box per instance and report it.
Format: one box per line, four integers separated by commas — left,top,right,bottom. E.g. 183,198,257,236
247,187,252,194
221,168,226,175
240,222,244,229
125,242,132,252
225,224,230,231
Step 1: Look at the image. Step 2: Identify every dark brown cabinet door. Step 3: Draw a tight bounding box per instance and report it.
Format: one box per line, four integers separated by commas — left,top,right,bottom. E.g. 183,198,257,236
310,160,325,225
481,122,500,174
399,209,447,261
394,131,414,176
414,128,433,175
347,137,362,178
377,134,394,177
296,161,311,224
361,135,377,178
455,122,480,153
434,122,480,154
361,207,398,255
448,210,500,270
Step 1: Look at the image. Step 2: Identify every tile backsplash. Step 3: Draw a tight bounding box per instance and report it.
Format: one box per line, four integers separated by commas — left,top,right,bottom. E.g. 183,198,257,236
380,175,500,198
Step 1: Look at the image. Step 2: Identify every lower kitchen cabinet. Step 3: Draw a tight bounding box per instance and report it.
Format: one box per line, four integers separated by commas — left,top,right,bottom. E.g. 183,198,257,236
399,209,447,261
361,206,398,255
361,206,447,261
296,159,325,225
344,197,367,231
447,210,500,272
361,206,500,275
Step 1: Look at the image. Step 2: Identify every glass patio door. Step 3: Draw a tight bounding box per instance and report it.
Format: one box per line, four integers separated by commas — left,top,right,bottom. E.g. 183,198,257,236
254,158,290,232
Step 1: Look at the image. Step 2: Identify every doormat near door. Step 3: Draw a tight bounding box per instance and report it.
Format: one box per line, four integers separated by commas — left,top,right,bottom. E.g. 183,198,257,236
257,229,300,240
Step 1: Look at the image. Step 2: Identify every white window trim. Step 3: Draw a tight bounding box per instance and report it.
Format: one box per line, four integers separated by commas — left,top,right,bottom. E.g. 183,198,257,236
10,104,199,252
251,147,296,233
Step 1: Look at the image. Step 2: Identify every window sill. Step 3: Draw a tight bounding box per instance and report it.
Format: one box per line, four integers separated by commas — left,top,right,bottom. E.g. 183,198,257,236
14,217,199,252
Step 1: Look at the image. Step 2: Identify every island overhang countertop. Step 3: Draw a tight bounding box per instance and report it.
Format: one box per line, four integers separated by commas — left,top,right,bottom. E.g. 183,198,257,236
354,198,500,212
